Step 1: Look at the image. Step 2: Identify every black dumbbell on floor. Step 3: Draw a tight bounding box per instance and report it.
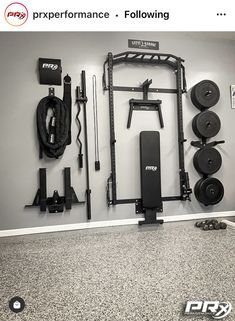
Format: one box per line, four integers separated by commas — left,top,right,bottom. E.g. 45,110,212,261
195,219,227,231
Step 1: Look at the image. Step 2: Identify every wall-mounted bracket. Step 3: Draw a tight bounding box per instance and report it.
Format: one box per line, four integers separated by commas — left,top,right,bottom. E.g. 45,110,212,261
128,99,163,129
142,79,152,100
127,79,164,129
25,168,84,213
191,140,225,149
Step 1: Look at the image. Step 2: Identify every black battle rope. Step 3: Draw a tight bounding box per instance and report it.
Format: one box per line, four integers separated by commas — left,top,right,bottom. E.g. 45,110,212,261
37,75,71,159
75,86,83,168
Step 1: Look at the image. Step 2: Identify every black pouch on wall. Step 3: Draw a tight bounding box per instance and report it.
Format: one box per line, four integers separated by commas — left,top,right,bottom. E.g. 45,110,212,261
38,58,62,85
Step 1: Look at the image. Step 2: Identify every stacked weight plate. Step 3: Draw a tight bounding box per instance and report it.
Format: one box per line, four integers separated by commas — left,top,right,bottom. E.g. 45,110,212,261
190,80,224,206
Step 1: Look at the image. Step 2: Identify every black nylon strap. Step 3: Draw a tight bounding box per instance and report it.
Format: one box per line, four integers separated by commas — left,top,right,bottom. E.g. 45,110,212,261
63,74,72,145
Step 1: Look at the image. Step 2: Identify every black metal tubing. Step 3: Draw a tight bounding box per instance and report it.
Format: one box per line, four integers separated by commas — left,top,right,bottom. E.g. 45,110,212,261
115,196,182,205
107,53,117,204
113,51,183,60
39,168,47,212
103,51,186,91
116,199,139,205
104,51,191,206
80,71,92,219
112,51,184,68
112,86,178,94
162,196,182,201
64,167,72,210
175,59,191,200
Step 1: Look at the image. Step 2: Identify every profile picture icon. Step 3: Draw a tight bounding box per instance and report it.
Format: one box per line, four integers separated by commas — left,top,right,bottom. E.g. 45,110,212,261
4,2,28,26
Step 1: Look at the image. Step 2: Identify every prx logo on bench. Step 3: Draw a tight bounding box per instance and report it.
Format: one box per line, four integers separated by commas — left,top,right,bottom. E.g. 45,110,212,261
185,301,232,319
145,166,157,172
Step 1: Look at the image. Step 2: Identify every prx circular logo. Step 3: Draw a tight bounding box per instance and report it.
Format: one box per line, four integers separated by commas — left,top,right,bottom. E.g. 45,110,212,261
4,2,28,26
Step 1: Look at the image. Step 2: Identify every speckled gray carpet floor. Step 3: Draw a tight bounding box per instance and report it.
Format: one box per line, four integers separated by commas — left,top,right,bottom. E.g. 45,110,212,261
0,221,234,321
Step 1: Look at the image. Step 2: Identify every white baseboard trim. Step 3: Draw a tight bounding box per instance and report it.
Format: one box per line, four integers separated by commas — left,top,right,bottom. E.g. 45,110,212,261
0,211,234,238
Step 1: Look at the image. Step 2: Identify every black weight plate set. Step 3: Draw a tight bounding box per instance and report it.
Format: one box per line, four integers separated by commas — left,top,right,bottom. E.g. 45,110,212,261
193,147,222,175
192,111,221,139
191,80,224,206
191,80,220,110
194,178,224,206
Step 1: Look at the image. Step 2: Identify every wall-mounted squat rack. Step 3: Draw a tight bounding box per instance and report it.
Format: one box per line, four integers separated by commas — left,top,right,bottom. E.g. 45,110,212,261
103,51,192,209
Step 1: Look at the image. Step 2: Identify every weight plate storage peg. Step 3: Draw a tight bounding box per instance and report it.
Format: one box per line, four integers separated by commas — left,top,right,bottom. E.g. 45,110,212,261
194,177,224,206
191,80,220,110
193,147,222,175
192,111,221,138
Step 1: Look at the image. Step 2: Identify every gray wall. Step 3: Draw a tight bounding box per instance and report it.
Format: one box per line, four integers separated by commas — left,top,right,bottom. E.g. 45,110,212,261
1,32,235,230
